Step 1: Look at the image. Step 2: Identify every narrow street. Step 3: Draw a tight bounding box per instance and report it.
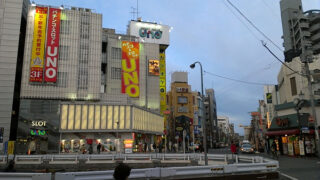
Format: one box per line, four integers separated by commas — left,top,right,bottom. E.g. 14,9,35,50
209,148,320,180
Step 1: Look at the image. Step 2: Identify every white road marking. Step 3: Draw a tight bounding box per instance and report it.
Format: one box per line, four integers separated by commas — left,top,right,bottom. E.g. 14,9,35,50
279,172,299,180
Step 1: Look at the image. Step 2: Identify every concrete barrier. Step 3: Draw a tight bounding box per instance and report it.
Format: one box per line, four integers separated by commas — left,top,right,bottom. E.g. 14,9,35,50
0,173,51,180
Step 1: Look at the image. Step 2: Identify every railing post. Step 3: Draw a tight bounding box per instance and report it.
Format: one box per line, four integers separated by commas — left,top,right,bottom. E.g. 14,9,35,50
235,155,238,164
252,157,254,163
224,154,227,163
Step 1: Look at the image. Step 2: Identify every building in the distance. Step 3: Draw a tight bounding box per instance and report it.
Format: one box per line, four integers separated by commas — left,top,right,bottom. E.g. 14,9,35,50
167,72,195,151
204,89,218,148
0,0,29,152
14,3,170,154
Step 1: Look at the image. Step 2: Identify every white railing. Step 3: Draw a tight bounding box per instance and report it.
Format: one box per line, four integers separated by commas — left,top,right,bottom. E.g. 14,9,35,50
4,153,276,165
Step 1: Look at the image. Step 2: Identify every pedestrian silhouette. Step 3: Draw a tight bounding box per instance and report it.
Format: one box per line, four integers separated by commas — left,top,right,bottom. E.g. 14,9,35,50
113,163,131,180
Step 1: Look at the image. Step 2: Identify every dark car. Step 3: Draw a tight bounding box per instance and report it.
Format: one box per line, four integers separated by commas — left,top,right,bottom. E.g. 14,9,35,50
240,143,254,154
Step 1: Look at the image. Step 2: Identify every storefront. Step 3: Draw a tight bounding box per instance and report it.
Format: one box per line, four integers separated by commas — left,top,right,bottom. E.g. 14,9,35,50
16,100,164,154
266,113,318,156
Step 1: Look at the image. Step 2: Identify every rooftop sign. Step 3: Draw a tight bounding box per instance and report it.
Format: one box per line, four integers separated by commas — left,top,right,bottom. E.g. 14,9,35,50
128,21,170,45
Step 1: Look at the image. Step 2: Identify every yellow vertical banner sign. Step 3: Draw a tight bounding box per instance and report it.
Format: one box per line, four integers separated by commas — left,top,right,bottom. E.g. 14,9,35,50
8,141,15,155
29,7,48,82
159,53,166,133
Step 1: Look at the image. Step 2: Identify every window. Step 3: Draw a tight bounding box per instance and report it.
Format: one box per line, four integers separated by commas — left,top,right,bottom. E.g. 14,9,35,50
60,20,70,34
57,72,67,87
178,96,188,104
79,49,88,64
111,47,121,59
290,77,297,96
59,45,69,61
78,69,88,89
102,42,107,53
111,67,121,79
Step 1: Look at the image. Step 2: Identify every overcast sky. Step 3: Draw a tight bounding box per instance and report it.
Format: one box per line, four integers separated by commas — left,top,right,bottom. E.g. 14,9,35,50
34,0,319,135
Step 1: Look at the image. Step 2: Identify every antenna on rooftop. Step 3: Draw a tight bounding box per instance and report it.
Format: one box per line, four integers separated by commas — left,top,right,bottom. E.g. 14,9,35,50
136,0,139,20
130,7,136,20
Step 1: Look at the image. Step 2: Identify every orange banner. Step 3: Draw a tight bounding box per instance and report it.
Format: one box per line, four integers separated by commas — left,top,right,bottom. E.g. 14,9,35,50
121,41,140,97
30,7,48,82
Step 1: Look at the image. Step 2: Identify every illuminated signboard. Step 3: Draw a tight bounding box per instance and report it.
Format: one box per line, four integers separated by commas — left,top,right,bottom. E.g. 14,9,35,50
148,60,160,76
30,129,47,136
29,7,48,82
128,21,170,45
44,8,61,83
121,41,140,97
139,28,162,39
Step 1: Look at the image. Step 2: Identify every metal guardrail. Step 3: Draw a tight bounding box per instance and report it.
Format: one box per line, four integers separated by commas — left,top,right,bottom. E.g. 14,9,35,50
0,153,275,165
0,173,51,180
0,154,278,180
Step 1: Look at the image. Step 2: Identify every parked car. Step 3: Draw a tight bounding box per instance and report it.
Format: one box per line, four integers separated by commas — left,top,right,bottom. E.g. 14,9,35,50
240,143,254,154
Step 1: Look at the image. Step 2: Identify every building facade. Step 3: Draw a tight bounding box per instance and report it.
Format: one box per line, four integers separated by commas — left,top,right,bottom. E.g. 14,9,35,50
265,56,320,156
13,4,170,154
167,72,195,151
280,0,320,62
204,89,218,148
0,0,29,151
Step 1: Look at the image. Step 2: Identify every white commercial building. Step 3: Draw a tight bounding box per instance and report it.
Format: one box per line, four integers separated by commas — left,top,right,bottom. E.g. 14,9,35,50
14,4,170,154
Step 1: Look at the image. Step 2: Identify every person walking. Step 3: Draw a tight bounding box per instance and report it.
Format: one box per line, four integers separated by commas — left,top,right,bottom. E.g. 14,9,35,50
144,142,147,153
97,143,102,154
271,140,278,159
231,142,237,162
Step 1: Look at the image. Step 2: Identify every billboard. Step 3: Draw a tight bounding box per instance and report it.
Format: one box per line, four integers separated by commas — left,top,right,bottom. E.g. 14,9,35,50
128,21,170,45
29,7,48,82
121,41,140,97
266,93,272,103
44,8,61,82
148,60,160,76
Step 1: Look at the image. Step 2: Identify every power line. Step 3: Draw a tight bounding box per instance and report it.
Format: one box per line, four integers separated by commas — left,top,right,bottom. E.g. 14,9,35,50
261,41,306,77
225,0,283,52
204,70,273,86
222,1,260,41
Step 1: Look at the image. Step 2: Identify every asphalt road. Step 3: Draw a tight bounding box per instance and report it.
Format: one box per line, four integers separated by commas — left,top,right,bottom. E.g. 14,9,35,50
208,148,320,180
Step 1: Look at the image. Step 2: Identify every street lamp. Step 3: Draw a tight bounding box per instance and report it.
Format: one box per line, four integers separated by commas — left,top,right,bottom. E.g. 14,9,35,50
190,61,208,165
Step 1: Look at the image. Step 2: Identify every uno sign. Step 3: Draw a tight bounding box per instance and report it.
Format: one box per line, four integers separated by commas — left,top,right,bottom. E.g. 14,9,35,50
32,121,46,127
139,28,162,39
44,8,61,83
121,41,140,97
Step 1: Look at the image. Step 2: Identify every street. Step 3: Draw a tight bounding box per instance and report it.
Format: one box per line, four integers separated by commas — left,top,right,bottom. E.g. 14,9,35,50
209,148,320,180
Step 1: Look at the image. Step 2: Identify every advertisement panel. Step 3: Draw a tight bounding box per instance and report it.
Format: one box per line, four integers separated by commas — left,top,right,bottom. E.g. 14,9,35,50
30,7,48,82
148,60,160,76
128,21,170,45
159,53,166,114
44,8,61,82
8,141,14,155
121,41,140,97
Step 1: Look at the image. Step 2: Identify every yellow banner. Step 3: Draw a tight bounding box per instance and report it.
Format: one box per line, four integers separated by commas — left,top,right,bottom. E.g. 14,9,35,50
30,7,48,82
159,53,166,115
8,141,14,155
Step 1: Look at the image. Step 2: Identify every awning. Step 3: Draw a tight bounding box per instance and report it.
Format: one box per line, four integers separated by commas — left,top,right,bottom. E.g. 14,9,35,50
309,129,320,134
265,129,299,136
266,129,320,136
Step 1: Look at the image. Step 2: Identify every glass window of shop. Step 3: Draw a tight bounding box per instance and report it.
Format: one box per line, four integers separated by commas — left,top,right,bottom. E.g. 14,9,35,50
17,99,61,154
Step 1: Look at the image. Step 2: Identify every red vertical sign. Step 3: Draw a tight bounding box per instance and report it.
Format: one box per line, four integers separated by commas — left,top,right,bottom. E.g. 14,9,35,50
44,8,61,82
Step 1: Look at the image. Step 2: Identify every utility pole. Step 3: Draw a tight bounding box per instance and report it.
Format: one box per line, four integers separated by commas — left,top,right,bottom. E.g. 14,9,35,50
304,62,320,158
